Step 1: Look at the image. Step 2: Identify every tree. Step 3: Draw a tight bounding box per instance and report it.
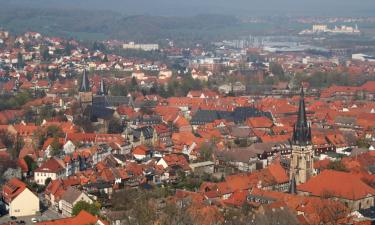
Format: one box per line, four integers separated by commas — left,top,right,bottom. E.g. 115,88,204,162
160,202,194,225
9,135,24,160
356,138,370,148
0,130,14,149
24,155,38,172
41,47,50,62
130,77,138,91
109,83,128,96
107,118,123,134
269,62,285,78
46,125,64,138
200,143,214,161
17,52,25,69
26,72,33,81
45,177,52,187
72,201,100,216
327,160,348,172
50,138,63,156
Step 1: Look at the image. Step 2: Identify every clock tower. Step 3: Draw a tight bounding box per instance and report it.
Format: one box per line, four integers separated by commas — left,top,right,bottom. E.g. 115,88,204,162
289,88,314,187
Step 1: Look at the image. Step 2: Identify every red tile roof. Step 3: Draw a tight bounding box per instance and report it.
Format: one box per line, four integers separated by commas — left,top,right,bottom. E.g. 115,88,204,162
298,170,375,200
34,158,65,173
2,178,28,204
35,210,108,225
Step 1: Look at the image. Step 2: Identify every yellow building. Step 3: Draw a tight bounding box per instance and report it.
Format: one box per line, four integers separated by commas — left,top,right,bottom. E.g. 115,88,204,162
2,178,40,217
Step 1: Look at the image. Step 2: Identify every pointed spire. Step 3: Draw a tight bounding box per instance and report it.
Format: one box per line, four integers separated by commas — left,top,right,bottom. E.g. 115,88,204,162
292,87,311,145
97,78,107,96
79,69,90,92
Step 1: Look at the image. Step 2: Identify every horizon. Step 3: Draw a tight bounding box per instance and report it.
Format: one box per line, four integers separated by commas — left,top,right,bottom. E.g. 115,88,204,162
2,0,375,17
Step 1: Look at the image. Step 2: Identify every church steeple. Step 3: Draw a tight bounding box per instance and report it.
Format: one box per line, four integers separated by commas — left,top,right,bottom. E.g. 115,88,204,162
79,69,91,92
292,87,311,146
97,78,107,96
289,87,314,185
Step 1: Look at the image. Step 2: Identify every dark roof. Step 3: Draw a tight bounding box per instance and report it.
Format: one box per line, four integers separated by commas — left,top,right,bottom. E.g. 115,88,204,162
61,187,85,204
79,70,91,92
85,105,115,121
292,88,311,146
133,126,154,140
191,110,230,125
368,165,375,174
190,107,271,125
231,107,272,123
93,96,133,108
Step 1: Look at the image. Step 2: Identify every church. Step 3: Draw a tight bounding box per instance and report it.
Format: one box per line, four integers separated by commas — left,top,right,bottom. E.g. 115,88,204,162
289,88,314,193
77,70,126,133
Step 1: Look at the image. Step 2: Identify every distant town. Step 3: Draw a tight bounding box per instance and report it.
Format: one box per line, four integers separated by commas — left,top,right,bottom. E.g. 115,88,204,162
0,13,375,225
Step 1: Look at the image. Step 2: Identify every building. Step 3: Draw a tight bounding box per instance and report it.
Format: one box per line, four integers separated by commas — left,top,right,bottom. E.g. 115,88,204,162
59,187,93,217
289,88,314,186
352,53,375,62
298,170,375,211
123,42,159,51
35,210,109,225
34,158,66,185
2,178,39,217
78,70,92,111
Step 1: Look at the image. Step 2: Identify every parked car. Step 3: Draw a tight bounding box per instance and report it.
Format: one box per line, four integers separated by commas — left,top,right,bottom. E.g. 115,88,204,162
31,218,38,223
10,216,17,220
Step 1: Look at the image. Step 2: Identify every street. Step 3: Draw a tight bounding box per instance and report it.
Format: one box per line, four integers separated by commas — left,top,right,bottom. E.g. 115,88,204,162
0,209,63,225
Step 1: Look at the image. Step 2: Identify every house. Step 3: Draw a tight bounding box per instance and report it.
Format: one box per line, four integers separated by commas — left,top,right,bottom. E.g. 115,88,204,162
35,210,109,225
132,145,151,161
325,133,350,154
189,161,215,175
297,170,375,211
2,178,39,217
157,154,191,182
59,187,93,217
44,177,80,210
34,158,66,185
173,115,192,132
246,116,274,132
125,126,158,146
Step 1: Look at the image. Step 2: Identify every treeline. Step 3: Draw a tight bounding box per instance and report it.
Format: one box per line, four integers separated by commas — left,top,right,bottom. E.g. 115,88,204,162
0,5,246,43
0,91,33,111
294,72,375,88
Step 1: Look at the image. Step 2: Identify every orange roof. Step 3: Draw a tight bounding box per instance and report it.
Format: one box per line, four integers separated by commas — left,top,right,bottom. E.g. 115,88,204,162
298,170,375,200
2,178,28,204
132,145,149,156
36,210,108,225
247,116,273,128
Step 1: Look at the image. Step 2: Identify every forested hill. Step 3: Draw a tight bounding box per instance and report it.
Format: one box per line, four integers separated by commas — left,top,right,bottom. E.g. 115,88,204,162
0,4,249,43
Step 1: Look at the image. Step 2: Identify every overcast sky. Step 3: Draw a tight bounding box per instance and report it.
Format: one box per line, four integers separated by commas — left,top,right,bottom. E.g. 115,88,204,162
3,0,375,16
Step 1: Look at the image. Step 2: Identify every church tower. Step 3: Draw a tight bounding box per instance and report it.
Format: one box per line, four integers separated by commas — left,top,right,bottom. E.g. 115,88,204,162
97,78,107,96
78,69,92,110
289,88,314,186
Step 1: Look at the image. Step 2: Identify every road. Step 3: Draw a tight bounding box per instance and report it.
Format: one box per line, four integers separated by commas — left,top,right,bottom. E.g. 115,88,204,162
0,209,63,225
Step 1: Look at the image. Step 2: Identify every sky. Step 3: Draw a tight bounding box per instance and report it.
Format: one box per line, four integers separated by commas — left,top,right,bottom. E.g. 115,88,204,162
3,0,375,16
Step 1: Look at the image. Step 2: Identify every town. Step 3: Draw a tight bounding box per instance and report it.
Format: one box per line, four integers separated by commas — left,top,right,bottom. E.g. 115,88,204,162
0,12,375,225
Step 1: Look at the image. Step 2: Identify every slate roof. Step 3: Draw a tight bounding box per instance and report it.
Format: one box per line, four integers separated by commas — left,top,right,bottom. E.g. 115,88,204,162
61,187,84,204
191,107,271,125
85,105,115,121
93,96,134,108
133,126,154,140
